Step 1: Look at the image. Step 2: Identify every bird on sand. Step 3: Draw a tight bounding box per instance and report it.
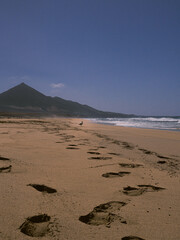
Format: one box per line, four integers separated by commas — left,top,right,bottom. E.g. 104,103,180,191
79,121,83,126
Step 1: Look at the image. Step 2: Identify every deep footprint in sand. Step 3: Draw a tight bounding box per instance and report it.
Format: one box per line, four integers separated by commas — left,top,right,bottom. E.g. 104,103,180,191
157,160,166,164
102,172,131,178
66,147,79,149
119,163,143,168
123,185,165,196
88,157,112,160
87,151,101,155
20,214,51,237
122,236,145,240
0,156,10,161
79,201,127,226
137,185,165,192
123,186,146,196
28,184,57,193
0,165,12,173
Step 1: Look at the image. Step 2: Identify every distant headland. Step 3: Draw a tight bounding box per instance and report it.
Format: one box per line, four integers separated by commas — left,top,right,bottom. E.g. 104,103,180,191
0,83,135,118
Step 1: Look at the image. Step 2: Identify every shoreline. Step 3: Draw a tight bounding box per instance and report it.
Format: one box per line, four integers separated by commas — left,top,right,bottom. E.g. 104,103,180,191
0,118,179,239
89,120,180,132
86,117,180,132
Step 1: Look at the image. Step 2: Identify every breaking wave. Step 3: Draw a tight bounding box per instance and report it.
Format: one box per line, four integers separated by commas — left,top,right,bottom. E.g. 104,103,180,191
89,117,180,131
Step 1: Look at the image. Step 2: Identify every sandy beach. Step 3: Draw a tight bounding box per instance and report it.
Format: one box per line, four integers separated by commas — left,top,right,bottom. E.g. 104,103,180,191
0,118,180,240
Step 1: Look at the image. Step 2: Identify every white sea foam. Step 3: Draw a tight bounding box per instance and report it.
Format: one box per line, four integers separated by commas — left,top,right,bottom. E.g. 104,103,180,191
131,117,179,122
89,117,180,131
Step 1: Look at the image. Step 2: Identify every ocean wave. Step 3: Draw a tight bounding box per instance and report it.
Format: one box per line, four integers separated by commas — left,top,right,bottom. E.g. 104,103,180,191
89,117,180,131
131,117,179,122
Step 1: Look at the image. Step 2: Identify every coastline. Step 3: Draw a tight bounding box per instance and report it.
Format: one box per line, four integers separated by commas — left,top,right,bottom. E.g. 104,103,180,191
0,118,180,240
87,117,180,132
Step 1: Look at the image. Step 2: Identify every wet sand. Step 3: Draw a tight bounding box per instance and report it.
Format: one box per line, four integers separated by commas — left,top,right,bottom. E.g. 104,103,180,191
0,118,180,240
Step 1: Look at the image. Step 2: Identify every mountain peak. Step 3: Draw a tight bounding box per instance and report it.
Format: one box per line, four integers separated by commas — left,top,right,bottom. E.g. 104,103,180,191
0,82,47,109
19,82,26,86
16,82,32,88
7,82,43,94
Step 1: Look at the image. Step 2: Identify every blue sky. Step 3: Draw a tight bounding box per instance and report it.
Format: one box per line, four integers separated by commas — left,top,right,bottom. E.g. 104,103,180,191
0,0,179,116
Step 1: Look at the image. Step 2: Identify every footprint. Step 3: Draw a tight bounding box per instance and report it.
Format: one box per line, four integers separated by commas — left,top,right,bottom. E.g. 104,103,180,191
123,186,145,196
119,163,143,168
64,135,75,139
79,201,127,226
156,154,170,160
108,152,121,156
102,172,131,178
87,151,101,155
122,236,145,240
139,148,171,160
122,185,165,196
68,144,78,146
122,142,134,150
20,214,51,237
137,185,165,192
27,184,57,193
0,165,12,173
66,147,79,149
112,140,121,145
88,157,112,160
94,201,126,212
157,160,166,164
0,156,10,161
138,148,154,155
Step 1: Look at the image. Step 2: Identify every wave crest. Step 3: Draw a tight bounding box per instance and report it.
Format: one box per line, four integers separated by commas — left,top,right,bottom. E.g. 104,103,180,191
90,117,180,131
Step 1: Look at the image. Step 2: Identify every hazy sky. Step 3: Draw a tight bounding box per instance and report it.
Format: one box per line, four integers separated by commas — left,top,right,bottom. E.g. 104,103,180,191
0,0,180,116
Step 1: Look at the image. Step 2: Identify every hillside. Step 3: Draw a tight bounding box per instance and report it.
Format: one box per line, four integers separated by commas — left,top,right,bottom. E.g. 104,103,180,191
0,83,133,118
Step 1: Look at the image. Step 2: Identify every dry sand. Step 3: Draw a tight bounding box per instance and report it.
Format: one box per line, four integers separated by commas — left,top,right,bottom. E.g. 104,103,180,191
0,118,180,240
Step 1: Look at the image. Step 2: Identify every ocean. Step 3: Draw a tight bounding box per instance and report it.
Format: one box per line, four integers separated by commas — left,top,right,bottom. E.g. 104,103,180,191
89,117,180,131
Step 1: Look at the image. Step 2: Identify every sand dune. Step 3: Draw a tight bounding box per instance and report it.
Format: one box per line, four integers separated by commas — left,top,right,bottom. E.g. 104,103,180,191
0,118,179,240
